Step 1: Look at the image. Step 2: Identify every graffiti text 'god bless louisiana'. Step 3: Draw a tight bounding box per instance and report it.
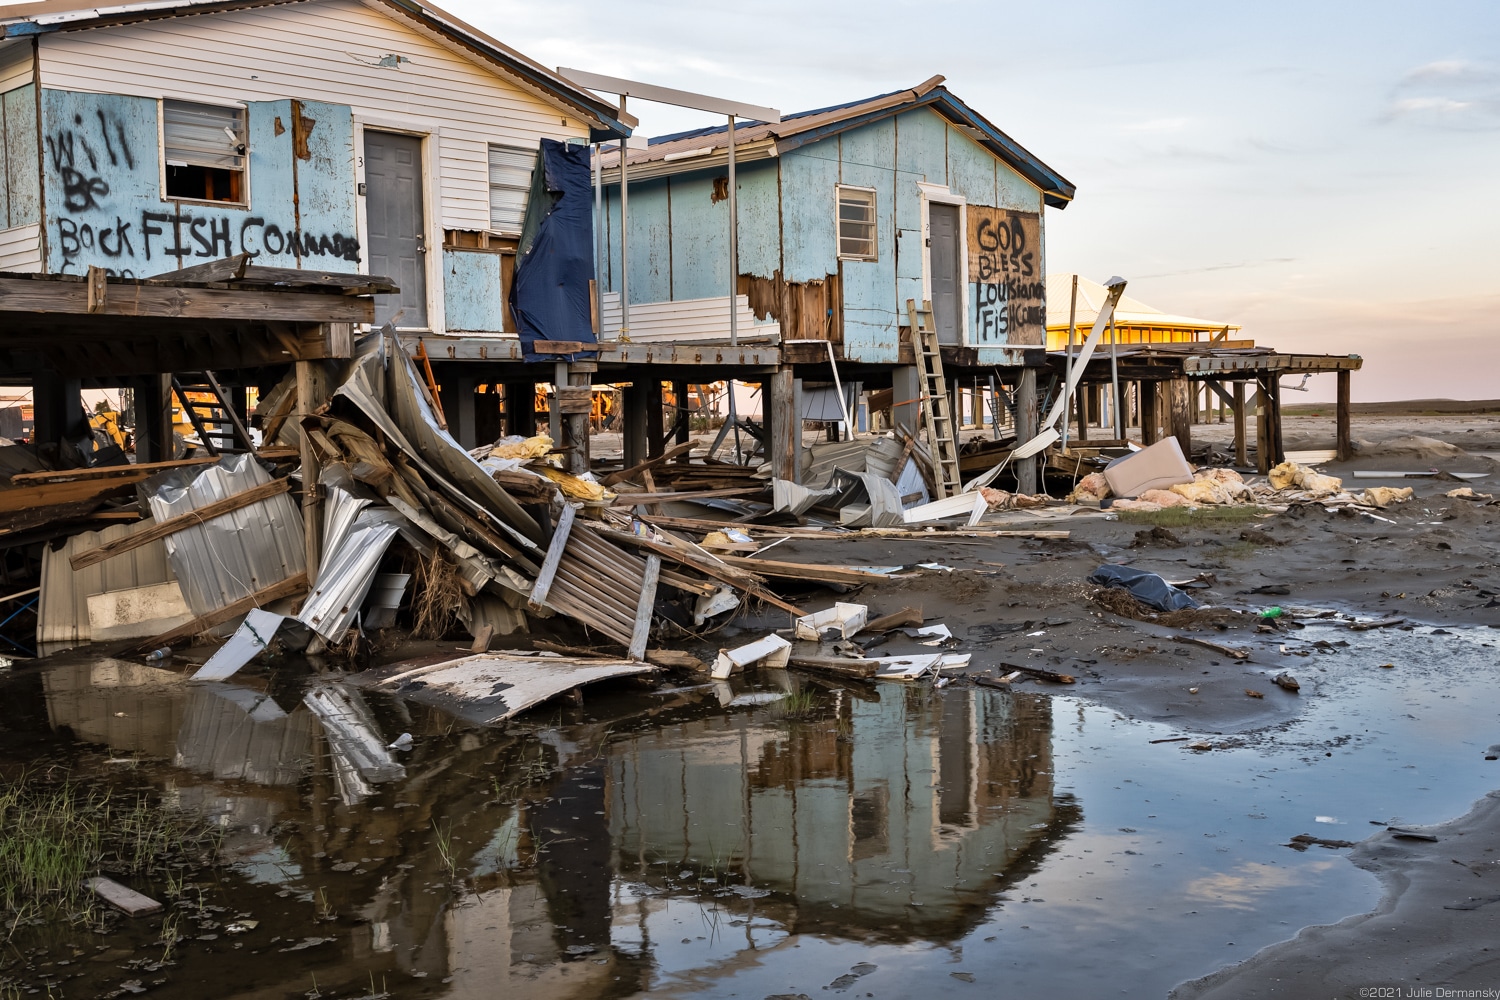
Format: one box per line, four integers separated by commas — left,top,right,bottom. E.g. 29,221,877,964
55,207,360,276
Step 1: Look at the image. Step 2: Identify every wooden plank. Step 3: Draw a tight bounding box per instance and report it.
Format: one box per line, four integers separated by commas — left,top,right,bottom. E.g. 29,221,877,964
1336,369,1353,462
69,478,291,571
1172,634,1250,660
146,254,250,285
601,440,697,487
1233,381,1247,468
629,554,661,660
529,340,620,354
86,877,161,917
9,456,216,486
593,525,807,616
0,276,373,324
86,266,107,313
528,504,576,610
717,555,896,585
620,486,761,503
131,572,308,653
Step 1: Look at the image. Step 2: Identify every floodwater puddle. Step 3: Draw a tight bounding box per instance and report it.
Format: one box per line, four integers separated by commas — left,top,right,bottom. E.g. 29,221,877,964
1,622,1497,998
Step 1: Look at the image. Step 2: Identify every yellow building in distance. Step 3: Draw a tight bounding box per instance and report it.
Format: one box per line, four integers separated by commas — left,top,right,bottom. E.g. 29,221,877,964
1045,273,1246,351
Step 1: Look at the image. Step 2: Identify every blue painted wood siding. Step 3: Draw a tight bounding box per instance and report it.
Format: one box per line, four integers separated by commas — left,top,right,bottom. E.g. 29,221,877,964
598,107,1047,363
0,84,41,228
442,249,504,331
39,88,358,277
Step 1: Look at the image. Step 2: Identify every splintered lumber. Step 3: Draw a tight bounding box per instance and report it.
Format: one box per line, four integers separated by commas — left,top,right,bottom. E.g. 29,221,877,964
594,525,807,616
1172,634,1251,660
717,555,894,586
787,654,878,679
866,606,925,632
601,440,697,487
617,487,762,503
8,456,217,486
86,877,162,916
657,568,717,596
857,527,1070,540
994,662,1075,684
1349,617,1405,631
533,639,618,659
131,572,309,652
645,649,710,672
69,478,291,570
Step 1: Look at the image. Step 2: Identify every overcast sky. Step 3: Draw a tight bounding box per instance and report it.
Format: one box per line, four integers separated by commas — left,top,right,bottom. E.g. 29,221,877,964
460,0,1498,402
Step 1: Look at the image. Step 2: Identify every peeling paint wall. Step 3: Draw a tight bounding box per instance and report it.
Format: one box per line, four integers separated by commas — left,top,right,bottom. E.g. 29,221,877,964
442,249,505,332
598,106,1049,363
39,88,357,277
1,78,41,233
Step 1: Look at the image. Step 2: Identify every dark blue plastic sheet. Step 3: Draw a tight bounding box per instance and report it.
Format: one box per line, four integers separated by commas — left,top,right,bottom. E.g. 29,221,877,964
509,139,597,363
1088,564,1200,612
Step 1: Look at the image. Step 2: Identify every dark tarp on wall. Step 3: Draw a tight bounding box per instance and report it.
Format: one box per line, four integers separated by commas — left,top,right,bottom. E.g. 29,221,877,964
509,139,598,363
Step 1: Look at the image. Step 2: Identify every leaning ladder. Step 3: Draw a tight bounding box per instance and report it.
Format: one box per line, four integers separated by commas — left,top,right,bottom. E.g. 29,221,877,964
906,298,963,499
171,371,254,455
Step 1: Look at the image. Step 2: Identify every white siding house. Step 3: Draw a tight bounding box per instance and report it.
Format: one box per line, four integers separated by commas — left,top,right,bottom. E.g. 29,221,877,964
0,0,630,336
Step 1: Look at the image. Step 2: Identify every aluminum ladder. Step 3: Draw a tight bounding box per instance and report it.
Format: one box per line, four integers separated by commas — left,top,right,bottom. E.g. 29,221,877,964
906,298,963,499
172,371,254,455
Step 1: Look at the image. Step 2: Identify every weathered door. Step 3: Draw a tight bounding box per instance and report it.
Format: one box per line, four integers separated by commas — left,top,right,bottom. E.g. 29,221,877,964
364,131,427,328
928,203,963,345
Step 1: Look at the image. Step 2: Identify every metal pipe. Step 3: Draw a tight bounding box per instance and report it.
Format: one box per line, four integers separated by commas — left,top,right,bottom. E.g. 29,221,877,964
619,95,630,341
727,114,738,347
1063,274,1077,451
1110,317,1122,439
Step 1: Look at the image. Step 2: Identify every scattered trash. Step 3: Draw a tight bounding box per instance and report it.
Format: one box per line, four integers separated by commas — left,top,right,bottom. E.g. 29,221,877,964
1174,635,1250,660
1287,833,1355,850
1245,689,1264,699
793,602,869,641
713,635,793,680
143,647,171,661
1272,672,1300,693
1088,564,1200,612
387,733,413,751
1259,607,1283,620
86,877,161,916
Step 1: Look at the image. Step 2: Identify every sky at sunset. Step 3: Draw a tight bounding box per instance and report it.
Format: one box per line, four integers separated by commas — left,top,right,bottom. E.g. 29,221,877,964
454,0,1499,402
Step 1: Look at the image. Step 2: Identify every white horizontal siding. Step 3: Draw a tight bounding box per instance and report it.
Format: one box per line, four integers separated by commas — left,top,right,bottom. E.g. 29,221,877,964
0,39,33,95
601,293,781,343
0,223,42,272
36,0,585,231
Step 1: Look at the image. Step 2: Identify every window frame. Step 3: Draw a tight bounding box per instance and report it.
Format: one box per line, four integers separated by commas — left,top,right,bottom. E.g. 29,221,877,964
159,98,250,207
487,142,537,236
836,184,878,262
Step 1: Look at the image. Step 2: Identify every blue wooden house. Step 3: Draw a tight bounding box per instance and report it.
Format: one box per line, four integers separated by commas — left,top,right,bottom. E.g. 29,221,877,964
596,75,1075,372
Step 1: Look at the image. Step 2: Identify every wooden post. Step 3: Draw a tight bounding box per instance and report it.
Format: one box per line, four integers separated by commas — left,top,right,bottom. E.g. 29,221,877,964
452,374,477,450
1336,369,1352,462
136,374,173,463
1075,386,1089,442
892,366,921,434
622,383,646,468
549,362,566,447
1015,367,1038,494
1269,374,1285,465
1233,381,1247,468
1139,380,1159,445
296,358,330,585
767,369,798,482
1167,378,1192,458
672,381,690,445
644,379,664,458
566,363,594,475
33,369,84,447
1254,376,1272,474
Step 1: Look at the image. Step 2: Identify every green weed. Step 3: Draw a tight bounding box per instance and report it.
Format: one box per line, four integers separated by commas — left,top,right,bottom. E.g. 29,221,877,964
772,689,820,720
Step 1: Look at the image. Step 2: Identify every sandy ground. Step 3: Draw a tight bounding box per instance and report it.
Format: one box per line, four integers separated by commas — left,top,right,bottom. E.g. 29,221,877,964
671,413,1500,996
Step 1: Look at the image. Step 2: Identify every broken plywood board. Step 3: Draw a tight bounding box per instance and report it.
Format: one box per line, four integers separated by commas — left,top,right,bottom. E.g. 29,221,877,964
85,581,193,642
356,652,653,726
86,876,162,916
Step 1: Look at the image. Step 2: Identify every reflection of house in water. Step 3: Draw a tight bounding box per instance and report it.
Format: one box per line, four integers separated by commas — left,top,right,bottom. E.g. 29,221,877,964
607,686,1068,940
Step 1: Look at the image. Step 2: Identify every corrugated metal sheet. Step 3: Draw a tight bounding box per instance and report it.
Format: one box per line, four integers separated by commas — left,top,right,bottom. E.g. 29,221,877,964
175,684,315,785
38,522,178,649
297,510,399,641
529,505,659,658
147,453,305,618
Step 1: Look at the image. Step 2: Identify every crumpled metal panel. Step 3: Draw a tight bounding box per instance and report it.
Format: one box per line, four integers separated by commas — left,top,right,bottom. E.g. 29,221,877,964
38,522,178,649
297,508,400,641
147,453,305,617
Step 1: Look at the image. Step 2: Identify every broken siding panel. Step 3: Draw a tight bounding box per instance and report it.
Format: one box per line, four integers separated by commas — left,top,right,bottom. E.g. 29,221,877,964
666,172,729,301
35,0,585,234
735,161,779,279
442,249,504,331
290,98,358,257
4,84,40,228
837,119,900,363
778,146,839,283
0,224,42,271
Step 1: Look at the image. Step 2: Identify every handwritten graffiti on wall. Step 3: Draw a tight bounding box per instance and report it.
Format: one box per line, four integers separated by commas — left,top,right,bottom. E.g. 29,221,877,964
44,100,358,277
967,207,1043,346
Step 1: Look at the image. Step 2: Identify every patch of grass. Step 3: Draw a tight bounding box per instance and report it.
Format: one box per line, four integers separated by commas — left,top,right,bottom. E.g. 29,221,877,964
772,689,819,720
0,773,221,938
1116,505,1269,528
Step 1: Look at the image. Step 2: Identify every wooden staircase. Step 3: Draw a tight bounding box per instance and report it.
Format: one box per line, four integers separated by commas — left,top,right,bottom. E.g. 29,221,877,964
906,298,962,499
172,371,254,455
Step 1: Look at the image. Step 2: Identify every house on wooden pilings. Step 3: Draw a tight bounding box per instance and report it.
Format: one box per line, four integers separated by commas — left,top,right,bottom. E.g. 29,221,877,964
595,75,1077,473
0,0,638,453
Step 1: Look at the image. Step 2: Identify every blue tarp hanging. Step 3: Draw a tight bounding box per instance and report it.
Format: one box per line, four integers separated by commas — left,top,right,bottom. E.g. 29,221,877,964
509,138,598,363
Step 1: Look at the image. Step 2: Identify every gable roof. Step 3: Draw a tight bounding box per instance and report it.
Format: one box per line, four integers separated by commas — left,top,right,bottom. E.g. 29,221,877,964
0,0,633,138
600,75,1075,208
1045,273,1240,334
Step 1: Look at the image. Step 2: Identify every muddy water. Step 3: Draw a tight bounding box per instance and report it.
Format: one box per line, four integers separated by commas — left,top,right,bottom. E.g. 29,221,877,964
2,623,1498,999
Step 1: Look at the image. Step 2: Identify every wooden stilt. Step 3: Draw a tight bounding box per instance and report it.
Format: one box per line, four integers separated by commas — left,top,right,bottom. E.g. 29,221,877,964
622,383,647,468
296,357,331,585
767,369,798,482
1167,378,1192,458
1140,381,1159,445
645,380,664,458
1232,381,1247,468
1336,369,1352,462
1015,368,1038,494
